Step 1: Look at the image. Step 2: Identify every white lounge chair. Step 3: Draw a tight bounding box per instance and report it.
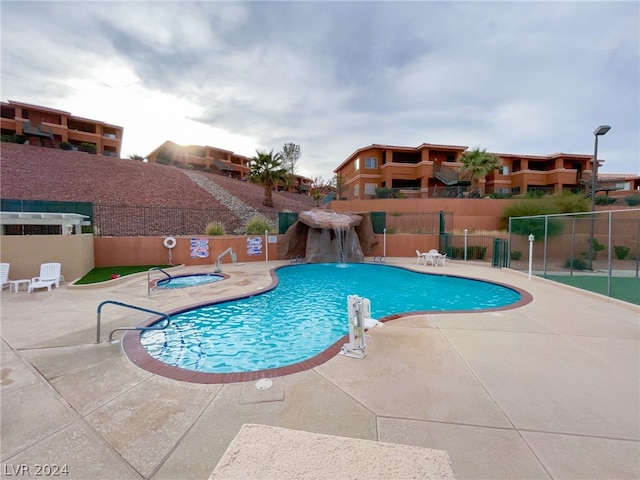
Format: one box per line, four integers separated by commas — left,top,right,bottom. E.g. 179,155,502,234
0,263,10,291
28,263,62,293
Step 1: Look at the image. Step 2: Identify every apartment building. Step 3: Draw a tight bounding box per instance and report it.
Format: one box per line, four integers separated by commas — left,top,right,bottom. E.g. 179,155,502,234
1,100,123,157
146,140,250,180
146,140,313,194
334,142,637,199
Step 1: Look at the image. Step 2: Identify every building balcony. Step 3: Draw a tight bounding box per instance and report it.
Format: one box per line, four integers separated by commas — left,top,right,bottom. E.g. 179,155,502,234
67,129,100,143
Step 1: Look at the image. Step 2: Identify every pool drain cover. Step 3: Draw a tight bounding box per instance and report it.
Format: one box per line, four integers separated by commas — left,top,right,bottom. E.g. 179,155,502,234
255,378,273,390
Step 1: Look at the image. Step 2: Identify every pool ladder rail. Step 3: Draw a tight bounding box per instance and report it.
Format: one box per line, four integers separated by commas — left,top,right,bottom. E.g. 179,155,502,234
147,266,172,295
96,300,171,343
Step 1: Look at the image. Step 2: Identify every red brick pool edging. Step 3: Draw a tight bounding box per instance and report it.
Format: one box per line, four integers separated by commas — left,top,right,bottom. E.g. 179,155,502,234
121,265,533,384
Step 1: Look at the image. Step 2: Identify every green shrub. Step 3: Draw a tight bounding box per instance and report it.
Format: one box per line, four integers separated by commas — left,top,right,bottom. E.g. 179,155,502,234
595,196,616,205
625,194,640,206
510,251,522,261
524,190,546,199
614,245,630,260
564,257,588,270
375,187,392,199
185,164,195,170
503,192,589,237
156,150,173,165
450,245,487,260
80,142,97,154
204,222,226,236
489,192,513,199
60,141,72,150
1,134,28,144
583,238,605,260
245,215,272,235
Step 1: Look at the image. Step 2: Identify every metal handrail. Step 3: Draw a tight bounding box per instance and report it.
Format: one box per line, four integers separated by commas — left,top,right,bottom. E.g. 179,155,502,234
147,266,172,295
96,300,171,343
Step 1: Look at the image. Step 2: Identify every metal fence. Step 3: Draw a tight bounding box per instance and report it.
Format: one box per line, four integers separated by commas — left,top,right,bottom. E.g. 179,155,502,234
508,208,640,303
93,204,280,237
440,233,505,261
353,186,473,200
384,212,452,234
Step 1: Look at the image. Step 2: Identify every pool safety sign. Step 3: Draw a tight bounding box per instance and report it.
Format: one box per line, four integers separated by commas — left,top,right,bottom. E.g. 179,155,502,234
190,238,210,258
247,236,263,256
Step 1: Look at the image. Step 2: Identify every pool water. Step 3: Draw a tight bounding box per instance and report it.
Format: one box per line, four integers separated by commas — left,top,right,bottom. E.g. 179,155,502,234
141,263,522,373
156,273,225,289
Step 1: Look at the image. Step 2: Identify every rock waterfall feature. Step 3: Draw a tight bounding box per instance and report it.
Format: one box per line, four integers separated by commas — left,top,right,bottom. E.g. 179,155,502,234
278,209,379,263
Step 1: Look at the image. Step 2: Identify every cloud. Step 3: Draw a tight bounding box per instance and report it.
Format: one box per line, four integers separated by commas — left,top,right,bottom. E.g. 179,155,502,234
1,1,638,178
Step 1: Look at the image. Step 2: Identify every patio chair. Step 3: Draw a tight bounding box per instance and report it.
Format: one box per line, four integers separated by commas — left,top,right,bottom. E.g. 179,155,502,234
416,250,435,266
28,262,62,293
0,263,10,291
428,249,446,266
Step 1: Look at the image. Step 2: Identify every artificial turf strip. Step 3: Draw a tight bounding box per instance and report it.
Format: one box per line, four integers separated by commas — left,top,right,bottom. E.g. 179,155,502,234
75,265,173,284
545,275,640,305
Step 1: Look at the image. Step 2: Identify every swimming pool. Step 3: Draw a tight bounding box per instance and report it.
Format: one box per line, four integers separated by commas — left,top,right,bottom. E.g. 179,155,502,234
137,263,528,378
156,273,225,289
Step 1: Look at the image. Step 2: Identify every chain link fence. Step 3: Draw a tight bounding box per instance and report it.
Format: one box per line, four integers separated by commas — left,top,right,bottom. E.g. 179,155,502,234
508,209,640,303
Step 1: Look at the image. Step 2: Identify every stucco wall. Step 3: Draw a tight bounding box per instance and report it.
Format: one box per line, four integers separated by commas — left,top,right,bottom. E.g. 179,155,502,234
0,234,94,282
93,235,278,267
331,198,513,231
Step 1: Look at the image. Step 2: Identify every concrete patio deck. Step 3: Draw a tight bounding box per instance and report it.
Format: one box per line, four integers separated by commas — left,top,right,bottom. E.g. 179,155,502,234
1,258,638,479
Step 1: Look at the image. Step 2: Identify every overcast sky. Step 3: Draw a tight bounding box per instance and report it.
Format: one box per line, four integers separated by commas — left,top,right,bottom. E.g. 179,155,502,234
2,1,638,180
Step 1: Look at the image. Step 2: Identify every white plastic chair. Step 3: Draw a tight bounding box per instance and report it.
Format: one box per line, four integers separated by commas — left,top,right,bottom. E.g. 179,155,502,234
428,249,446,266
416,250,435,266
0,263,10,291
28,263,62,293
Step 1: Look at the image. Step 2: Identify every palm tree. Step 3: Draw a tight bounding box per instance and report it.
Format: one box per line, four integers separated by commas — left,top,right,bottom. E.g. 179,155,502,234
460,147,501,197
249,149,288,207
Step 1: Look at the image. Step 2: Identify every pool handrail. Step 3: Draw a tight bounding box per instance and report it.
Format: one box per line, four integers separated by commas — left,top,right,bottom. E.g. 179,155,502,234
148,266,172,295
96,300,171,343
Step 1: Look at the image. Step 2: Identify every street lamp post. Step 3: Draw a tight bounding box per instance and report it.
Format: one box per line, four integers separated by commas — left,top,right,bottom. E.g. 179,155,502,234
528,234,535,280
589,125,611,270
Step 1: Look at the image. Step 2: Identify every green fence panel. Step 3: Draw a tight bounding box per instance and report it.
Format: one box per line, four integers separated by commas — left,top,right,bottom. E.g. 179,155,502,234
278,212,299,234
370,211,386,234
492,238,508,268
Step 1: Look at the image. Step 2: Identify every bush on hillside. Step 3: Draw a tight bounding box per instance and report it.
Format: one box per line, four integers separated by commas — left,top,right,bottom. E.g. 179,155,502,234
204,222,226,236
80,142,97,154
503,191,589,237
245,215,272,235
1,134,28,144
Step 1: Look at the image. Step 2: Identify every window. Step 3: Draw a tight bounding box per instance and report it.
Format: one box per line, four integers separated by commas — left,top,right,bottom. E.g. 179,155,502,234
354,158,360,171
365,183,377,195
365,157,378,169
502,166,509,175
353,185,360,197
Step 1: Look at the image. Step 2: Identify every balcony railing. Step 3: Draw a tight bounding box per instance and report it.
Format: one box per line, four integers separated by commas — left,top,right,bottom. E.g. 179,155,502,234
433,164,472,186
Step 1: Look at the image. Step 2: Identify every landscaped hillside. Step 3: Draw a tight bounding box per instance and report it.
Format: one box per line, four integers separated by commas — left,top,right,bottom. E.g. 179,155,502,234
0,143,316,212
